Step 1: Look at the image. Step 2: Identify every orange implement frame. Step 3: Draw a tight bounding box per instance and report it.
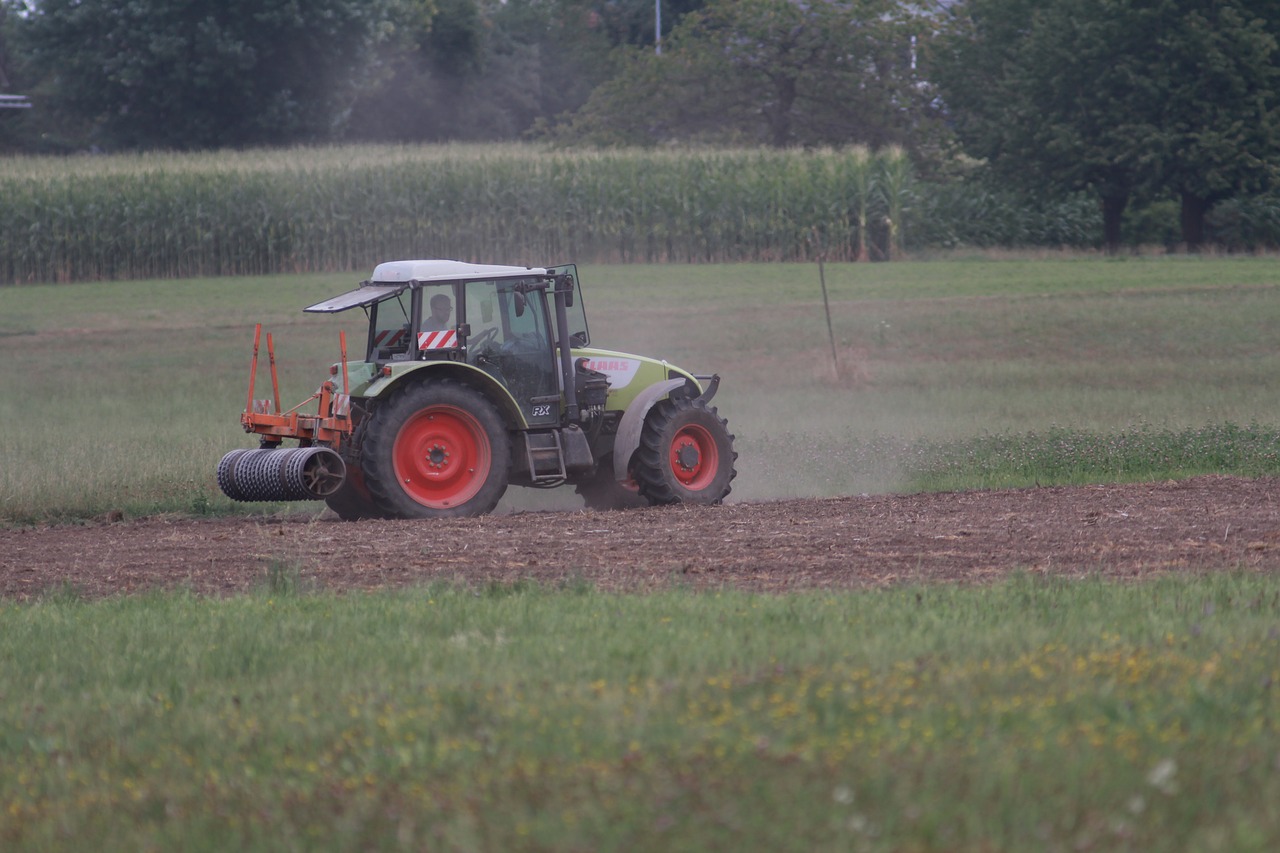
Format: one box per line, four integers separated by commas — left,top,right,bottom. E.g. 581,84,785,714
240,325,354,447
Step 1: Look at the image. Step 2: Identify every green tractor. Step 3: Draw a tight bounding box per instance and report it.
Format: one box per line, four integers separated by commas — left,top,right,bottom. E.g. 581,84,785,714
217,260,737,518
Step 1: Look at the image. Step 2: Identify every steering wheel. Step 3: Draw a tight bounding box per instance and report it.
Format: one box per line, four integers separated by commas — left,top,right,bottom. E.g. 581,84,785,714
468,326,500,349
506,332,547,352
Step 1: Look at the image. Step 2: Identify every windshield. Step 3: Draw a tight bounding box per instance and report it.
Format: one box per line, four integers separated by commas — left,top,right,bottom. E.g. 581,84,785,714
464,279,557,420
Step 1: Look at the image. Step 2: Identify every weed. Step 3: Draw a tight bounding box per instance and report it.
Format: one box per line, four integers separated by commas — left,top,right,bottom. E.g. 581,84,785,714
37,580,84,604
258,559,313,597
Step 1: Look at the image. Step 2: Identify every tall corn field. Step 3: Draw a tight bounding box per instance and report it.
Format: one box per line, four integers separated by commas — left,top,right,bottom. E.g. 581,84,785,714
0,144,1093,283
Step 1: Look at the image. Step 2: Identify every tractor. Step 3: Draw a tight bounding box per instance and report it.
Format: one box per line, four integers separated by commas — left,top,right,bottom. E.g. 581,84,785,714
216,260,737,519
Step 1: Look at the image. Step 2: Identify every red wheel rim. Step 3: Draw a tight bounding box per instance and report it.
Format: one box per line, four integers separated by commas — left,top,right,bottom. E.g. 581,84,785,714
393,405,492,508
668,423,719,491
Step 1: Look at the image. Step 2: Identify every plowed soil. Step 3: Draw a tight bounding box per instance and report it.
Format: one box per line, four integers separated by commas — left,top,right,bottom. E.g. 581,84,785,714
4,476,1280,600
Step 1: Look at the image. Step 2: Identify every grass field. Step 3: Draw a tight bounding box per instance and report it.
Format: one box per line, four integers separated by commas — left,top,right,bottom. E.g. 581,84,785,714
1,256,1279,522
4,257,1280,849
3,574,1279,851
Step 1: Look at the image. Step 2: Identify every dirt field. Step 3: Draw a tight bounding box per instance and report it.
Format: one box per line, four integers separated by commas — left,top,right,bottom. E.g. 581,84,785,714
3,475,1280,600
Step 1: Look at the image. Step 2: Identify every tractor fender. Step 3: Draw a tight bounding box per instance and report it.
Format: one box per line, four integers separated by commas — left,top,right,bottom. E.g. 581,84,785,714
363,361,529,430
611,378,688,482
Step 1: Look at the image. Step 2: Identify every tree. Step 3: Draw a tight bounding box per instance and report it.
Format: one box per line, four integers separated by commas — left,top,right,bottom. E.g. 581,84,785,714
0,1,42,152
590,0,708,50
1155,4,1280,247
557,0,941,150
935,0,1280,251
0,2,11,90
13,0,425,149
345,0,640,143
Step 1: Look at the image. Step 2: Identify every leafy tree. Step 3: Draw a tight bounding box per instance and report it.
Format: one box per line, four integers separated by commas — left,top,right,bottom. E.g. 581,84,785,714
13,0,425,149
591,0,708,50
0,2,12,90
0,1,42,152
1156,3,1280,247
556,0,941,150
347,0,626,142
935,0,1280,251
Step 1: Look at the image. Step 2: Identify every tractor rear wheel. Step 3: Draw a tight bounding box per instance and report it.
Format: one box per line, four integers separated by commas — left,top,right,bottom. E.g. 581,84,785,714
324,465,381,521
633,396,737,506
361,380,511,518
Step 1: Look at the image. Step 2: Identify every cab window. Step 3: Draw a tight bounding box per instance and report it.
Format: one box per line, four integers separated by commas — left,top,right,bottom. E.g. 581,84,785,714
464,279,557,405
369,293,412,360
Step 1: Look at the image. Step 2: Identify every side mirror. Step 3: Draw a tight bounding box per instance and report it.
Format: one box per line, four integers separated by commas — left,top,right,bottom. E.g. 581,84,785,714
514,291,526,318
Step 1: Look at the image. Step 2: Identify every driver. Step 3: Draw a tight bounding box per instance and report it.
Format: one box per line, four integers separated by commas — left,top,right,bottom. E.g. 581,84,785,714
424,293,453,331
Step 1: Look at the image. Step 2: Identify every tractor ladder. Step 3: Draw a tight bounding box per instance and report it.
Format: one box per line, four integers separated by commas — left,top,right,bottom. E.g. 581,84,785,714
524,430,567,483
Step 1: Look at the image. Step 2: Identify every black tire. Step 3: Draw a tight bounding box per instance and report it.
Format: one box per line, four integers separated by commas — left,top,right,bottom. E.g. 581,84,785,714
323,465,383,521
575,454,649,511
361,379,511,519
633,397,737,506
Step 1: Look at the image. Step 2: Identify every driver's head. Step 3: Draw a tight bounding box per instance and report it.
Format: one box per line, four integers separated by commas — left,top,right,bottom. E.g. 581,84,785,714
429,293,452,326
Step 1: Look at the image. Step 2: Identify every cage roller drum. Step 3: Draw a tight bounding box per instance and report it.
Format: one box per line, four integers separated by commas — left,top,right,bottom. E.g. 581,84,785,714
216,447,346,502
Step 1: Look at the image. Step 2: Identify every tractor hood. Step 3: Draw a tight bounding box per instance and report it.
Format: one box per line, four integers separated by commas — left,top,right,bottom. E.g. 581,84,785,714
304,260,551,314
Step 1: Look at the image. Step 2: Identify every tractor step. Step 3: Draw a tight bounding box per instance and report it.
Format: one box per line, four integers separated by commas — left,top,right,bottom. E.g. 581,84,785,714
524,430,567,483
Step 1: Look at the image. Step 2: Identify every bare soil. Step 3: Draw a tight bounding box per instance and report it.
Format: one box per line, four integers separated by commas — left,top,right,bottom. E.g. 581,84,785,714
4,476,1280,600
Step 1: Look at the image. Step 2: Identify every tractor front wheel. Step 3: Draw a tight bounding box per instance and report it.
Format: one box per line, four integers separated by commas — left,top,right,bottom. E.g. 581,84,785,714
361,380,511,519
633,396,737,506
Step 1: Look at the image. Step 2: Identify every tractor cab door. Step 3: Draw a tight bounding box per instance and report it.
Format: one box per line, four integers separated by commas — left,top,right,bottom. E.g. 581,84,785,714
367,290,417,361
464,279,560,427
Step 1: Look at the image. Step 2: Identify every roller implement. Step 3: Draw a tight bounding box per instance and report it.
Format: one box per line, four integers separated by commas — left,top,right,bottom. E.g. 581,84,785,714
217,260,737,518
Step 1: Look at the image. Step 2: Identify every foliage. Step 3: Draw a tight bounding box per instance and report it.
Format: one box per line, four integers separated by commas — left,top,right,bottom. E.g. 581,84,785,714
2,578,1280,849
0,2,13,90
13,143,1251,285
934,0,1280,251
913,179,1100,249
557,0,943,150
3,1,710,149
0,145,935,282
591,0,708,50
0,2,37,152
344,0,597,143
1207,190,1280,251
11,0,426,149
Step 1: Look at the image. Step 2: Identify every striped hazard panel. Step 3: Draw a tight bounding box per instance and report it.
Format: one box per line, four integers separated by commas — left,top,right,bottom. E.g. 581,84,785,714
418,330,459,350
373,329,407,348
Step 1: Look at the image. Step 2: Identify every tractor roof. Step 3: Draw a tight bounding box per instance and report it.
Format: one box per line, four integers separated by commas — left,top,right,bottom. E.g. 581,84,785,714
371,260,548,283
304,259,550,313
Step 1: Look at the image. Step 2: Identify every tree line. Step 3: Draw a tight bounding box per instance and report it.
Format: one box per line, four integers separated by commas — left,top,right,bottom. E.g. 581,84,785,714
1,0,1278,252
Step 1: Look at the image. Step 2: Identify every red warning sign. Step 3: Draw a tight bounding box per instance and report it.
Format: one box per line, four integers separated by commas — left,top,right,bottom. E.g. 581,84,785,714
418,330,459,350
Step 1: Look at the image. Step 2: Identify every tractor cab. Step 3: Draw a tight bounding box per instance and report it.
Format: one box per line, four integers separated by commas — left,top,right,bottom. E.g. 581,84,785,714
305,260,590,428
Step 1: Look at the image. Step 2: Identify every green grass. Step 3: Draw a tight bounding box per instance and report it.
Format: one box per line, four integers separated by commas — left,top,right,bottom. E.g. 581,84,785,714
2,575,1278,850
2,257,1280,522
770,422,1280,494
5,258,1280,850
904,422,1280,491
